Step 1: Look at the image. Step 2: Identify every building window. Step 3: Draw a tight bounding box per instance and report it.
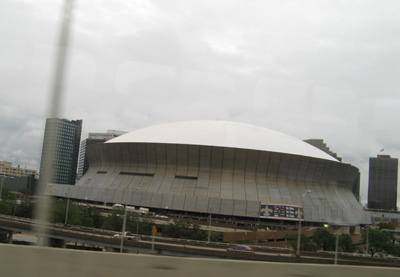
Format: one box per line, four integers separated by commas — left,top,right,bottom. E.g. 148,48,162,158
119,172,154,177
175,175,198,180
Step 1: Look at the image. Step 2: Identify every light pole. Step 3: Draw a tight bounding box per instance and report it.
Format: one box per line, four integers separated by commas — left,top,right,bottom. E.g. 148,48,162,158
366,228,369,255
334,230,340,265
207,206,213,243
255,212,260,245
297,190,311,256
64,188,70,225
64,197,70,225
120,207,127,253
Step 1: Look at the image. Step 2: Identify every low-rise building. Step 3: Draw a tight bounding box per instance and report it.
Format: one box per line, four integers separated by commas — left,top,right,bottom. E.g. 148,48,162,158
0,161,38,179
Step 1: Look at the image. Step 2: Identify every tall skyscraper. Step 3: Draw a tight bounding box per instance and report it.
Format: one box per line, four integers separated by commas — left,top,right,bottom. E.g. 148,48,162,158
368,155,398,211
77,130,126,178
303,139,342,161
39,118,82,185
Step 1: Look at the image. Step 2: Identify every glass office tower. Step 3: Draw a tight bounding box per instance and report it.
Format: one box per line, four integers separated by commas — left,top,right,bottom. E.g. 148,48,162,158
368,155,398,211
39,118,82,185
77,130,126,178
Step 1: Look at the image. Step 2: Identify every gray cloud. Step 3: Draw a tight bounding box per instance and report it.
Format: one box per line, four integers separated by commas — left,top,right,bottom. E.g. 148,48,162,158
1,0,399,205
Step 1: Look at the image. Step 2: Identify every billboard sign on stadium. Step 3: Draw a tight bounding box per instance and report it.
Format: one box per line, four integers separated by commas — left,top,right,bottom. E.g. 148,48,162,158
260,203,303,221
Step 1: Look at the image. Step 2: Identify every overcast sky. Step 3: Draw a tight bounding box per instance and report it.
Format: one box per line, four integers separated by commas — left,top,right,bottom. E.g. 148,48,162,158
1,0,399,205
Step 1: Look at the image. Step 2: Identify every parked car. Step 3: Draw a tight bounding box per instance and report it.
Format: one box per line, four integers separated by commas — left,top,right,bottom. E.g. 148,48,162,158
113,232,140,241
155,214,169,219
226,245,254,253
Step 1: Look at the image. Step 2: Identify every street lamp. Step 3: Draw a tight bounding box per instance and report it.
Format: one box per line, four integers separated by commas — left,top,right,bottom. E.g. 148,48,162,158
64,188,71,225
65,197,70,225
334,230,339,265
255,212,260,245
120,206,128,253
297,190,311,256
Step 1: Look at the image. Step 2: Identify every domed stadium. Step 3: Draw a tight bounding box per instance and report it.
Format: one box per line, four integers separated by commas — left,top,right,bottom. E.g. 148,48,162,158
47,121,370,225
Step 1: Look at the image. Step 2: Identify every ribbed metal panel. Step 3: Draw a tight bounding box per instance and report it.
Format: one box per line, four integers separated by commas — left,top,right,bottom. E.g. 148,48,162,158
113,189,124,204
220,199,234,215
140,192,152,207
150,193,163,208
246,201,260,217
195,196,209,213
49,142,370,225
171,194,185,210
208,198,221,214
161,194,174,210
130,191,142,206
184,195,197,212
233,199,247,216
120,189,133,205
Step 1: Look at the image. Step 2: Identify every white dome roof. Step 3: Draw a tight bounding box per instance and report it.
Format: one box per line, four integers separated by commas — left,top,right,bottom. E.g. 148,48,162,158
107,120,339,162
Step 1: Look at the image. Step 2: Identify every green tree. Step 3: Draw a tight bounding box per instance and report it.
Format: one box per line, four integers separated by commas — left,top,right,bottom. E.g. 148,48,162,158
77,205,104,228
86,206,104,228
102,208,124,231
51,199,81,225
312,229,335,251
209,231,223,242
385,242,400,257
338,233,356,253
136,217,155,235
162,220,208,241
0,188,15,215
284,233,316,252
0,201,12,215
362,229,392,257
378,222,395,230
15,199,35,218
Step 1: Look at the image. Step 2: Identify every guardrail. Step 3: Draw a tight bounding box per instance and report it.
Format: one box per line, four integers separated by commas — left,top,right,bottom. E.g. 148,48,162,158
1,215,400,268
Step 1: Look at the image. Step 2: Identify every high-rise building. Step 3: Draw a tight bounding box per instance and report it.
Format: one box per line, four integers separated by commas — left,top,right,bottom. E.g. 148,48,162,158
39,118,82,185
77,130,126,178
303,139,342,161
0,161,38,179
368,155,398,211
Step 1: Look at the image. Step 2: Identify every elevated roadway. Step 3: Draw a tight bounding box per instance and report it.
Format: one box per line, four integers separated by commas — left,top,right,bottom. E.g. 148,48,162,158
1,215,400,267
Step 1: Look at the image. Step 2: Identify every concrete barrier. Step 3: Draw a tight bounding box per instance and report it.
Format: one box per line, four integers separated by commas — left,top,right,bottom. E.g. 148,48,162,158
1,244,399,277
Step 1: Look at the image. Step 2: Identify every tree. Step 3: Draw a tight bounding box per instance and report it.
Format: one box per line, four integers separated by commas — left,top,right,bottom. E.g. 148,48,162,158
0,201,12,215
362,229,392,257
284,233,316,252
15,199,35,218
338,233,356,253
78,205,104,228
50,199,81,225
378,222,395,230
0,188,16,215
102,208,124,231
162,220,208,241
312,229,335,251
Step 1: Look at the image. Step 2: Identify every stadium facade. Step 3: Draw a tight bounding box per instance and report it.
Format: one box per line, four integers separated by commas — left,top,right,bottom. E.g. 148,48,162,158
47,121,370,225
